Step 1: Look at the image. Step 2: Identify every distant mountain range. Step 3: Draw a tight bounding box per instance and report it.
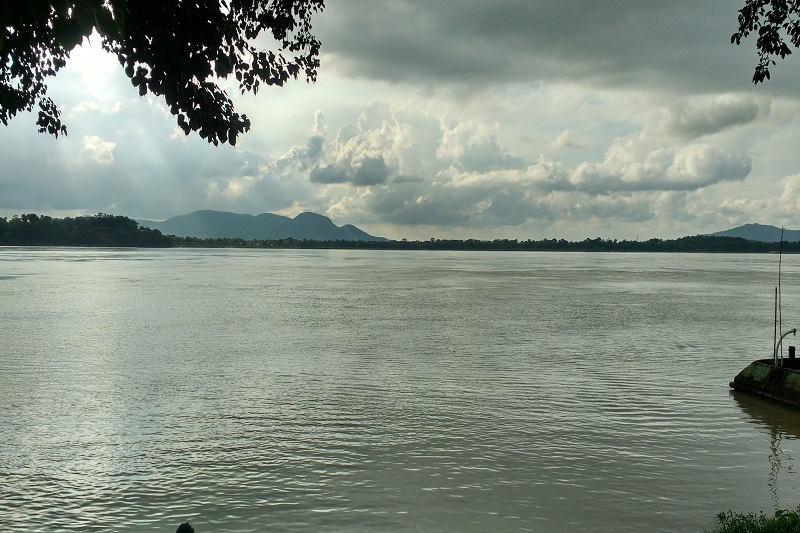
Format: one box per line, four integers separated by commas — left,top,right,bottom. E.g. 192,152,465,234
138,215,798,244
139,211,388,241
709,223,800,242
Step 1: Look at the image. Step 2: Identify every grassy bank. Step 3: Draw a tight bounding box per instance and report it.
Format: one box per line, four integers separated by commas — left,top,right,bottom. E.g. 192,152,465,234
708,508,800,532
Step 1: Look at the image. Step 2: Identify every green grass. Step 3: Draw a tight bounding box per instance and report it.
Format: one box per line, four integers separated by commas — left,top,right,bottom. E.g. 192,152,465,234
708,508,800,533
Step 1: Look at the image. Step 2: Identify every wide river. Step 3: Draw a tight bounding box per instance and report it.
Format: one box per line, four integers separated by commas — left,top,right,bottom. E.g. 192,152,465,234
2,248,800,532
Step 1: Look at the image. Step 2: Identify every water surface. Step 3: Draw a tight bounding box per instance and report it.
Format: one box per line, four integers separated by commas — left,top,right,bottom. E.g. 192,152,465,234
2,249,800,532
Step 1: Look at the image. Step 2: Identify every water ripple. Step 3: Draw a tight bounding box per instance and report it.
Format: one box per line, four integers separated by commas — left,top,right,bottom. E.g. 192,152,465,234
2,250,799,531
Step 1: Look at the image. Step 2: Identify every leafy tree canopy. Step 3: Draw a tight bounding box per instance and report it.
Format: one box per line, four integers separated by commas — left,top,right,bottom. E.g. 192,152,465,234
732,0,800,83
0,0,324,145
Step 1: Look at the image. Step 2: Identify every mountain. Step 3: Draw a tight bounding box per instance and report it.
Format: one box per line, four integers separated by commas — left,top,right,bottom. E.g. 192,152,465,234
139,210,388,241
709,223,800,242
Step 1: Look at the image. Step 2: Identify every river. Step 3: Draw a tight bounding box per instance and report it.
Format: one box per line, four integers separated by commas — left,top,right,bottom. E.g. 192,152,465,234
2,248,800,532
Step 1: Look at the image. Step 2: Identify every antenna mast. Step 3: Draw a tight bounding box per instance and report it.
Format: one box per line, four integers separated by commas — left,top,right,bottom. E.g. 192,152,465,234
779,227,784,326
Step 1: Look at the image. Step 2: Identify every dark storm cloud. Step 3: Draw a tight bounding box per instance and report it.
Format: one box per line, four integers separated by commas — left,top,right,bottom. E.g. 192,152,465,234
352,154,390,185
660,97,763,139
318,0,793,94
366,183,472,226
308,155,390,186
360,175,560,230
310,164,349,184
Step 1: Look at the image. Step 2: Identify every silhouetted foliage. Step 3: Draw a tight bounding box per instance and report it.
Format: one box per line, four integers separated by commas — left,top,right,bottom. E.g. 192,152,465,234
0,0,324,144
0,213,171,247
732,0,800,82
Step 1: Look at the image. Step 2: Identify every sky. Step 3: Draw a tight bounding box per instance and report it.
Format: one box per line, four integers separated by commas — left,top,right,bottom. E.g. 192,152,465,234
2,0,800,241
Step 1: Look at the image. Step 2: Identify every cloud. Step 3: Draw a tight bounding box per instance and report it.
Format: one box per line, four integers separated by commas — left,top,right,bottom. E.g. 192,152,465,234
310,164,348,184
76,135,116,165
659,95,763,139
285,99,761,236
571,139,751,194
437,121,525,172
776,174,800,220
352,153,390,185
317,0,790,94
3,3,800,242
551,130,585,150
358,100,394,131
336,123,360,144
309,154,391,186
306,135,324,161
70,100,122,116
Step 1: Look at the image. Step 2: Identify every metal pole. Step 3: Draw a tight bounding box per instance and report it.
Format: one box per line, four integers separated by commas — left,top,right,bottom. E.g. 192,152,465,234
774,286,778,366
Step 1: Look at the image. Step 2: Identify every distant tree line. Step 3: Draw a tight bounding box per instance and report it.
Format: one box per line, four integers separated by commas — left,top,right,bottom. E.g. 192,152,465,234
172,233,800,253
0,213,172,247
3,214,800,252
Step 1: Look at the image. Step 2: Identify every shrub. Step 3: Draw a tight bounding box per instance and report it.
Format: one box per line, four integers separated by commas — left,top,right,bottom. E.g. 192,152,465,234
709,507,800,533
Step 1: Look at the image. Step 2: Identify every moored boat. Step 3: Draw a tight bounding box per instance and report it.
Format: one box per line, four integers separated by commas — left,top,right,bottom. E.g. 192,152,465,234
730,228,800,407
730,332,799,408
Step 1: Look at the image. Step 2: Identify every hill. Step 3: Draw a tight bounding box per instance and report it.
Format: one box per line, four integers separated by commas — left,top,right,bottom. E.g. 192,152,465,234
709,223,800,242
138,210,388,241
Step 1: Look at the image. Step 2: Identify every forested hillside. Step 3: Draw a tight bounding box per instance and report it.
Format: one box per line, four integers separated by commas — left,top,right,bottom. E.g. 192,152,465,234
0,214,172,247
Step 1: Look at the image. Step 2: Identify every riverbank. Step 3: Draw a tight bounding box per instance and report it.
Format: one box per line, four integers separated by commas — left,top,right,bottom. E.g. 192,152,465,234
3,213,799,252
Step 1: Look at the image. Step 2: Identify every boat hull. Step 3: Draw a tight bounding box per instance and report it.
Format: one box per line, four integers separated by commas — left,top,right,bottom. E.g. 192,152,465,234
730,359,800,408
